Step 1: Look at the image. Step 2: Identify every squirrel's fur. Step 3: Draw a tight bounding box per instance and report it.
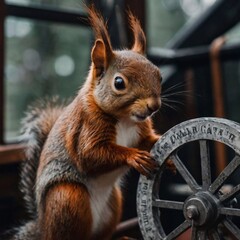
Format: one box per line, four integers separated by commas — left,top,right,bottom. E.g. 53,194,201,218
6,6,163,240
20,97,68,216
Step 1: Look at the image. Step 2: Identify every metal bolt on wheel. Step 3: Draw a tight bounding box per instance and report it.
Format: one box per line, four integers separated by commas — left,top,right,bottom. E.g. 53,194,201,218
137,118,240,240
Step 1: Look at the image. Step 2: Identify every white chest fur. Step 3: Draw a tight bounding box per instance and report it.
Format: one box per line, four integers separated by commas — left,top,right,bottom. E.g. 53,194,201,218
116,119,140,147
88,119,140,235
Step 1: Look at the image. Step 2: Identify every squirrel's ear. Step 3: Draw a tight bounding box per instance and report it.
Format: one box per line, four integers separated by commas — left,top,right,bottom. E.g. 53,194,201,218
129,12,146,55
91,39,112,77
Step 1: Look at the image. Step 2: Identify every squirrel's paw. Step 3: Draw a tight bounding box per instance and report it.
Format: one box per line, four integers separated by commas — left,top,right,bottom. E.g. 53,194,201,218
127,150,159,177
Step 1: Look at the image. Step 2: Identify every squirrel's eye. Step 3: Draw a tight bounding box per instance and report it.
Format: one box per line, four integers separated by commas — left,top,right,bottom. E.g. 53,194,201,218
114,76,126,90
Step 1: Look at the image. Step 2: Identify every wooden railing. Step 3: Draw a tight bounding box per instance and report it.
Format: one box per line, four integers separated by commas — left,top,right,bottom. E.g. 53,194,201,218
0,144,25,165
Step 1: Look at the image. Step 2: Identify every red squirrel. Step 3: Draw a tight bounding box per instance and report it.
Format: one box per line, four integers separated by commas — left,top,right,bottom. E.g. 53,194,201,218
7,6,163,240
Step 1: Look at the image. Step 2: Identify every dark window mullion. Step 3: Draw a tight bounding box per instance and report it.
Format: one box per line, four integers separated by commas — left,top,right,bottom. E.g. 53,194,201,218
6,3,90,26
0,1,5,144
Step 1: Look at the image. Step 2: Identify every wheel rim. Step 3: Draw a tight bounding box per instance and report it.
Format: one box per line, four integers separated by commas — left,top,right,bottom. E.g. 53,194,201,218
137,117,240,239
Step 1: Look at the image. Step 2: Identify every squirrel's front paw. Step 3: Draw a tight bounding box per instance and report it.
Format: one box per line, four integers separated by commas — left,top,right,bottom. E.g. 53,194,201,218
127,150,159,177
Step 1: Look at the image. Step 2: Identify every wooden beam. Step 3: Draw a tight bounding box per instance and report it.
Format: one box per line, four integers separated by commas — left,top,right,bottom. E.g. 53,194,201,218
6,4,89,26
0,144,25,165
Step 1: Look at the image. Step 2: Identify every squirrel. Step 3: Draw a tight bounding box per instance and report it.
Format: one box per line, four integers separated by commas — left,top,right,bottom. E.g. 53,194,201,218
5,6,165,240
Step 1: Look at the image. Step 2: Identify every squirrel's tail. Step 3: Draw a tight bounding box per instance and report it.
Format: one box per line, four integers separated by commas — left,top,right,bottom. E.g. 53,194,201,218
2,220,39,240
20,97,67,215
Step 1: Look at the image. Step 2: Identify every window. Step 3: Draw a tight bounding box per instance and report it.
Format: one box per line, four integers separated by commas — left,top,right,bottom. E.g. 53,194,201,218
5,18,91,140
147,0,218,48
1,1,91,143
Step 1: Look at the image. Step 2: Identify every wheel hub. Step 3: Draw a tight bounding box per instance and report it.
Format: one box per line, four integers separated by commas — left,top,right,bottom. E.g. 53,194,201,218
183,191,220,227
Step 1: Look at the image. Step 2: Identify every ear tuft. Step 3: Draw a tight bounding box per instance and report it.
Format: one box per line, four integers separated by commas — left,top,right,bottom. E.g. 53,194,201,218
87,5,114,77
128,11,146,55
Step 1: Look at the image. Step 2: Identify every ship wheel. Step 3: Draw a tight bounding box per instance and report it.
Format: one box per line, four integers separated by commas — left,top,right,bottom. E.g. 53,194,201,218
137,118,240,239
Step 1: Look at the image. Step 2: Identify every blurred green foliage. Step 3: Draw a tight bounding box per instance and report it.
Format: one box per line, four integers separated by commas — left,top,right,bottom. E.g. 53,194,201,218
5,1,91,140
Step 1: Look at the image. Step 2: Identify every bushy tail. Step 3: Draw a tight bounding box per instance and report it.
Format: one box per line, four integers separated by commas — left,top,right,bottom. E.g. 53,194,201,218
20,97,67,216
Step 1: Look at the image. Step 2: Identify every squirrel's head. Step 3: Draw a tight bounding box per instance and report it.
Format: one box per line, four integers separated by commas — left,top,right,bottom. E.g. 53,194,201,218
87,7,162,122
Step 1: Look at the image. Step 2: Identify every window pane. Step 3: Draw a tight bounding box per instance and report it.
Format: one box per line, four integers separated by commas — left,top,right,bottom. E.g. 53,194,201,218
5,0,85,12
225,23,240,44
147,0,218,47
5,17,92,141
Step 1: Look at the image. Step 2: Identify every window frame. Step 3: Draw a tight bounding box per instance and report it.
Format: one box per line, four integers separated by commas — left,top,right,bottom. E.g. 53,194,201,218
0,1,90,163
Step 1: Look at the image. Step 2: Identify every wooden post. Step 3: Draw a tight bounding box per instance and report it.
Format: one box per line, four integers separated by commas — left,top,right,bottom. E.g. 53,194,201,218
210,36,227,174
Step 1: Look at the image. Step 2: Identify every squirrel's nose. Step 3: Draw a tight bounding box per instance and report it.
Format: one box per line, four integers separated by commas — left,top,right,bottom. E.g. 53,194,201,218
147,102,160,115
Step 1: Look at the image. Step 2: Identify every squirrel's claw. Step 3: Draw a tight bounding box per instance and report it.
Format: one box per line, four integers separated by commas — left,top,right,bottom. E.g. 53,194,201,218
127,150,159,177
165,158,177,174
